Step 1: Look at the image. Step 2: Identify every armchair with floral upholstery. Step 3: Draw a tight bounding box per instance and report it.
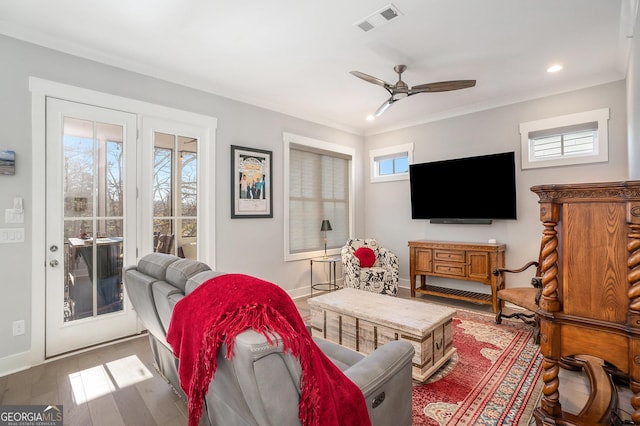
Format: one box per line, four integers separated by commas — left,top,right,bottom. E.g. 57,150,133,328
341,238,399,296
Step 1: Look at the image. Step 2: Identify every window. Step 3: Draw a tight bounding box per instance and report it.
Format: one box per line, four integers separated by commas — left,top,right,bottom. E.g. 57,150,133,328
153,132,198,257
370,143,413,182
519,108,609,169
284,132,354,261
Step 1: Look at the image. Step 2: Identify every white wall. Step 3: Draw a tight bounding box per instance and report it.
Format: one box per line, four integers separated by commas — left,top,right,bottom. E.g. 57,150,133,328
364,80,628,293
0,37,34,371
628,4,640,179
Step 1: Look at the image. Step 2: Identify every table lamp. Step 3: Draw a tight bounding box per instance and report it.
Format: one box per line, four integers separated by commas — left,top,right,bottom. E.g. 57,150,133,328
320,219,332,258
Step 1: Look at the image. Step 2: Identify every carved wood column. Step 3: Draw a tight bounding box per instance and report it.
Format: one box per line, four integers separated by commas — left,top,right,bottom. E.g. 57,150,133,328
539,224,561,312
628,201,640,424
537,202,563,419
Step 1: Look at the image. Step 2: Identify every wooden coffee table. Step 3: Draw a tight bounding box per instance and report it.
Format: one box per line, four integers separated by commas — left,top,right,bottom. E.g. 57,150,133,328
308,288,456,382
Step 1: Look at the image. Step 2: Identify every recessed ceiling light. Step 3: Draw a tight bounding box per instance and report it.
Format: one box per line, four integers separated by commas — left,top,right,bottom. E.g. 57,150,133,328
366,115,375,121
547,64,563,73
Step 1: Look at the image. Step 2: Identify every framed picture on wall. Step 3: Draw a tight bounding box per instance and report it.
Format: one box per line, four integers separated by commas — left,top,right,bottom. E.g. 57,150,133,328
0,150,16,175
231,145,273,218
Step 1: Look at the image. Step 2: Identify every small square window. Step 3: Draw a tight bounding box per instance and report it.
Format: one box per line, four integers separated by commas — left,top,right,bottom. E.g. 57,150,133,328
370,143,413,183
379,156,409,176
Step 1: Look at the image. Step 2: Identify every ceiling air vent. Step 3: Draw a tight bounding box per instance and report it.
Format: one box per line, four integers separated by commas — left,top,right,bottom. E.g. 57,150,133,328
354,4,402,32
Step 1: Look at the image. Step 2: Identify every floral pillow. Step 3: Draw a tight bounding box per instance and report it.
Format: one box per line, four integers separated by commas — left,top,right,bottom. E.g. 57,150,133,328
354,247,376,268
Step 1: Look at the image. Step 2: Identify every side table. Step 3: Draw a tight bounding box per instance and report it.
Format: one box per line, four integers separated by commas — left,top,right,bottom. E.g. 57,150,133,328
310,256,341,295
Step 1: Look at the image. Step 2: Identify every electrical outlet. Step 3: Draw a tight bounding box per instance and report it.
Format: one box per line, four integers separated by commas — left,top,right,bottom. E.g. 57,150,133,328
12,320,25,336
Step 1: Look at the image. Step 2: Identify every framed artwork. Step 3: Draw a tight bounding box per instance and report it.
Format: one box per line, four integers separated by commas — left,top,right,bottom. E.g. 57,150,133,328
231,145,273,218
0,150,16,175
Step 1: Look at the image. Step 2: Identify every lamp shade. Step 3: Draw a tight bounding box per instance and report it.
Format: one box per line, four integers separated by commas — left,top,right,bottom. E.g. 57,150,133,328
320,220,332,232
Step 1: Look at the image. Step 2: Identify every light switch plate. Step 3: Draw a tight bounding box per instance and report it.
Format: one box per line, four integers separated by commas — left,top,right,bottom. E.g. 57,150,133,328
5,209,24,224
0,228,24,243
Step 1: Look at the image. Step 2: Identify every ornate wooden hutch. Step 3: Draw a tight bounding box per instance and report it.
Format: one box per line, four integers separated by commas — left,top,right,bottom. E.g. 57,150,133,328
530,180,640,425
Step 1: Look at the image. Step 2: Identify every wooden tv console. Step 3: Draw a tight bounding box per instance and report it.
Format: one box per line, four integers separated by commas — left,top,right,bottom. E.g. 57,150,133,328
408,240,506,313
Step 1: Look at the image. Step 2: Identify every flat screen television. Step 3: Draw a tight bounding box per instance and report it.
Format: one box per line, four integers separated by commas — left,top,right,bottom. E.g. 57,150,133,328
409,151,517,224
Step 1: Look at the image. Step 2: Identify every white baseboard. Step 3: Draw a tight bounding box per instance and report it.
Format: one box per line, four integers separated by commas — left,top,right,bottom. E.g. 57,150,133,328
398,278,410,289
291,277,412,300
0,350,31,378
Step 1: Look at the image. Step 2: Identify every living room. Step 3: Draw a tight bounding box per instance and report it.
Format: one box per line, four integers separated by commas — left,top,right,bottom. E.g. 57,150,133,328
0,1,639,424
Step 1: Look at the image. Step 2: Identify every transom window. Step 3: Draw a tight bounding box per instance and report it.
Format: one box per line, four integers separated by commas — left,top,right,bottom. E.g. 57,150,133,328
531,124,596,160
370,143,414,182
520,108,609,169
379,155,409,175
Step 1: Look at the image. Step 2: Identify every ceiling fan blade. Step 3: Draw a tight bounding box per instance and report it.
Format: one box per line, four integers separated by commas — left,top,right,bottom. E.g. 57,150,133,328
350,71,393,91
411,80,476,93
375,97,396,117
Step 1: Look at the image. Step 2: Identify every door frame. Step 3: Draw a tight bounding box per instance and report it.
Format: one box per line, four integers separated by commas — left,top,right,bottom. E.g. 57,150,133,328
29,77,217,366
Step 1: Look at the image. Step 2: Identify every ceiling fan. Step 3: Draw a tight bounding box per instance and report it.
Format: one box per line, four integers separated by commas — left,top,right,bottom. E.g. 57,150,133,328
350,65,476,117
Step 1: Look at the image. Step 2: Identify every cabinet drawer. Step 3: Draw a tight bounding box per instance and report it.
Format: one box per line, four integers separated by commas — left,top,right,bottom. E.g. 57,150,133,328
433,249,465,263
433,262,466,277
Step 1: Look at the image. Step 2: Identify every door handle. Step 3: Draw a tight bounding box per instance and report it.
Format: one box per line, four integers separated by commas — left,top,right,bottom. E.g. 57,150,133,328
50,245,59,252
50,259,59,267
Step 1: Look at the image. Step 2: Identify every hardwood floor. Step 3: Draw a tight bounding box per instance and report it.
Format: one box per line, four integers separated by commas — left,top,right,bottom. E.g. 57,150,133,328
0,335,190,426
0,286,633,425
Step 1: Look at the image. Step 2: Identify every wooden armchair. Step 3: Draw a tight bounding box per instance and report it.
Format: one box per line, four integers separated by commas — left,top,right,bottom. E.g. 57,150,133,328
492,260,542,343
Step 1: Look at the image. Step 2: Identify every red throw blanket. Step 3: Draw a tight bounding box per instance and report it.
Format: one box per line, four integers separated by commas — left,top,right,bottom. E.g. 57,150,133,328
166,273,371,426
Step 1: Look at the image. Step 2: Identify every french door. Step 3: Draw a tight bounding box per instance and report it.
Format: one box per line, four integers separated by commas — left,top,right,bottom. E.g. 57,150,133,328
45,98,138,357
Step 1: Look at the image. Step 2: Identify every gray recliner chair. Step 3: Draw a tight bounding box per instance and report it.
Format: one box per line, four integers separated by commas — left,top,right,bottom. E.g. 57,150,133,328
205,328,414,426
124,252,415,426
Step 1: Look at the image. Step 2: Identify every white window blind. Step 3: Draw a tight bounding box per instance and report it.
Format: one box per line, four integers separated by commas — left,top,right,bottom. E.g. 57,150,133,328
289,147,349,254
519,108,609,170
530,122,597,160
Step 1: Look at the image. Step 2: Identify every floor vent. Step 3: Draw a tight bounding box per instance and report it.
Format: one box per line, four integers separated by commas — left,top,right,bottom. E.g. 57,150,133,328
354,4,402,32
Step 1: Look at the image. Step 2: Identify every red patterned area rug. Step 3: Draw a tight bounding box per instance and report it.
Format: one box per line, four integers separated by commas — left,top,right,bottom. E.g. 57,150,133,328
412,310,543,425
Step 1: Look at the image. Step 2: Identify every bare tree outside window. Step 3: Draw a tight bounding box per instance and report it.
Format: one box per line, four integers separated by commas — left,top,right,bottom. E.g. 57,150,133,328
153,133,198,257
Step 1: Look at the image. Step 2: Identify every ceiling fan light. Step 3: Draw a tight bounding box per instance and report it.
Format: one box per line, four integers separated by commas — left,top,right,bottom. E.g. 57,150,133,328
547,64,563,73
375,100,394,117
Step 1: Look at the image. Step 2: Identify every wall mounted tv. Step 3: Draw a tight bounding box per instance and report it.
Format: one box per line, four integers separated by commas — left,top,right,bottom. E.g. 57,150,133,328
409,151,517,224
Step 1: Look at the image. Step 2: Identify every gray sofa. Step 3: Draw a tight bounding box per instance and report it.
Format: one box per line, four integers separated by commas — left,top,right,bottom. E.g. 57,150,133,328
124,252,415,426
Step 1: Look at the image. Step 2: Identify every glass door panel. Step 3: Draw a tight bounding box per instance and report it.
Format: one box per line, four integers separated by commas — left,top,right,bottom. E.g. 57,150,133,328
63,119,125,321
153,132,198,259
